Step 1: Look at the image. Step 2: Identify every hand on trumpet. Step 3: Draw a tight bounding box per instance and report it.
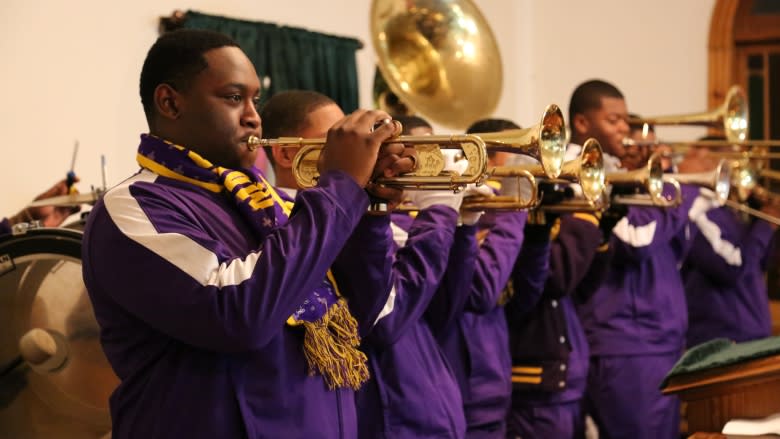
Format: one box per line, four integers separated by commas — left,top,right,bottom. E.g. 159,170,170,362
459,184,494,226
365,131,417,211
402,150,470,213
598,204,628,244
318,110,400,188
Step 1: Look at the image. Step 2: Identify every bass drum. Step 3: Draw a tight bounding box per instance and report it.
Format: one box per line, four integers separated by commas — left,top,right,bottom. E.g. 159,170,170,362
0,227,116,439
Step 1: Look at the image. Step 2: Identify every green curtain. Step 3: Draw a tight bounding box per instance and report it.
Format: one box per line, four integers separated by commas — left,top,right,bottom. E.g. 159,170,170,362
182,10,362,112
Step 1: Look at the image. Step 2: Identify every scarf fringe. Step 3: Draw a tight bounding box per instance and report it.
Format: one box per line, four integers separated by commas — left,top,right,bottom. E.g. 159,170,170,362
303,299,370,390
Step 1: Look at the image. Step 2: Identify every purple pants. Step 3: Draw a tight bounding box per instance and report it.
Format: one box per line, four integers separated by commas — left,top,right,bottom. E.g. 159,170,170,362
505,400,584,439
585,353,681,439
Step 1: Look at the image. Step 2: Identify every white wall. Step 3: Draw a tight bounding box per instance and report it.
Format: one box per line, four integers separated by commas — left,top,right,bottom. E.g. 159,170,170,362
0,0,715,211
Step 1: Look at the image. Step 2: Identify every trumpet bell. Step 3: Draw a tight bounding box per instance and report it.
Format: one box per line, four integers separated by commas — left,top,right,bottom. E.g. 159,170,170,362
572,138,605,203
607,152,671,206
664,159,733,205
627,85,749,143
474,104,568,179
723,85,749,143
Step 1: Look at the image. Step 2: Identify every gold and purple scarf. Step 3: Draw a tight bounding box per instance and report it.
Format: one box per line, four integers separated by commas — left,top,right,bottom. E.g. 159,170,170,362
137,134,369,389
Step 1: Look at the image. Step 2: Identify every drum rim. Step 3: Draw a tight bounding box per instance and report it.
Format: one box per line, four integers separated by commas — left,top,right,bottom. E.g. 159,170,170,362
0,228,83,260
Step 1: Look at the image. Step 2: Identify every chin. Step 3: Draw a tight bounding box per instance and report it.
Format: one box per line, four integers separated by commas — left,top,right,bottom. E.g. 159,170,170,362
240,154,258,170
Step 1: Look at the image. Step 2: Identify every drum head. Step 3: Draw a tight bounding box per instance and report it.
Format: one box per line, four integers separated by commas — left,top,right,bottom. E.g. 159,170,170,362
0,228,116,439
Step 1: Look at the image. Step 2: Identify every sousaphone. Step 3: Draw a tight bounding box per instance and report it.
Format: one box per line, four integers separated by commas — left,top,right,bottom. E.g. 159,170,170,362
371,0,503,129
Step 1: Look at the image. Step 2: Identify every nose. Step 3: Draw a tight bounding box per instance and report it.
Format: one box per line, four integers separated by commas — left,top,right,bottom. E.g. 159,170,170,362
242,101,261,129
618,118,630,136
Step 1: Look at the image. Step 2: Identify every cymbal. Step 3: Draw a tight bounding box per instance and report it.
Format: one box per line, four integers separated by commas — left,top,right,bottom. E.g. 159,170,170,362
27,192,100,208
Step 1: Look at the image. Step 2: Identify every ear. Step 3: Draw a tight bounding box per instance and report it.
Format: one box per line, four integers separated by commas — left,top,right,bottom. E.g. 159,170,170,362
271,145,295,169
572,113,589,137
153,84,182,120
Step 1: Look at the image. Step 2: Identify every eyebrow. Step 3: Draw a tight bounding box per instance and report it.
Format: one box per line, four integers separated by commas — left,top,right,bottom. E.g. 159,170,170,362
224,83,261,95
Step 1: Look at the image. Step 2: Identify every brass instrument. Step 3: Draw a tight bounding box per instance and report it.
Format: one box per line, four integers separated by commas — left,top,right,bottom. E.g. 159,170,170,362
495,138,605,202
627,85,749,142
249,132,488,191
460,138,605,212
663,159,733,205
723,198,780,227
471,104,568,180
762,168,780,181
458,171,539,212
607,152,681,207
370,0,502,129
719,168,780,226
249,104,567,190
622,139,780,160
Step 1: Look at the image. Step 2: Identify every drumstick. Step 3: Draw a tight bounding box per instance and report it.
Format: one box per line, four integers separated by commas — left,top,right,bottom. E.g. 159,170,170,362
100,154,108,190
66,140,79,190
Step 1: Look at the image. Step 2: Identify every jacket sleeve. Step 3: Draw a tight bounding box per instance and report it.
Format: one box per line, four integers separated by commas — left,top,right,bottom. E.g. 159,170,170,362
332,214,395,337
609,183,699,262
685,204,776,285
504,234,551,320
464,211,527,314
425,224,479,336
363,206,458,347
82,171,369,353
545,213,603,298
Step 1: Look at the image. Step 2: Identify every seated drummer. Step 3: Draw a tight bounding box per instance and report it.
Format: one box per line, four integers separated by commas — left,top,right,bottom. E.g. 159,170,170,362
1,178,79,234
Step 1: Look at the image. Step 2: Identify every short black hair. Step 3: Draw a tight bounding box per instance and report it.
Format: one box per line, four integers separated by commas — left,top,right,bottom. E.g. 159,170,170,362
467,118,521,158
259,90,337,167
392,115,432,135
139,29,239,125
569,79,624,124
466,118,520,134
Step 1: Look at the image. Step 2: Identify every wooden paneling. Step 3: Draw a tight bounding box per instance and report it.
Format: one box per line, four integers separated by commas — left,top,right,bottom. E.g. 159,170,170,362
734,0,780,44
664,355,780,433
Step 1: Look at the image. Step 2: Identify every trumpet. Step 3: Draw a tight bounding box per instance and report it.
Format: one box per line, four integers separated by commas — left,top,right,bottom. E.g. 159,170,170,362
495,138,605,203
248,128,488,191
622,138,780,159
249,105,568,190
469,104,568,180
719,167,780,226
663,159,733,205
627,85,749,142
460,138,605,212
607,152,681,207
458,171,539,212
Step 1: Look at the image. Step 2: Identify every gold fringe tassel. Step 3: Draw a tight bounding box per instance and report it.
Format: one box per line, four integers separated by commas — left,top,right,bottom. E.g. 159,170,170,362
302,299,370,390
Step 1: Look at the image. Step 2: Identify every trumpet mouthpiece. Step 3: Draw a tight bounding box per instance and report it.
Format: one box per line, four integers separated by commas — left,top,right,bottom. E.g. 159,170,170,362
246,135,261,151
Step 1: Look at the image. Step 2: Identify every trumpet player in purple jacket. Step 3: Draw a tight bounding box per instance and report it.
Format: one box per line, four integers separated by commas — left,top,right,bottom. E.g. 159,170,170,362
352,115,481,439
506,209,614,439
567,80,700,439
433,118,549,439
83,31,413,439
680,144,780,347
